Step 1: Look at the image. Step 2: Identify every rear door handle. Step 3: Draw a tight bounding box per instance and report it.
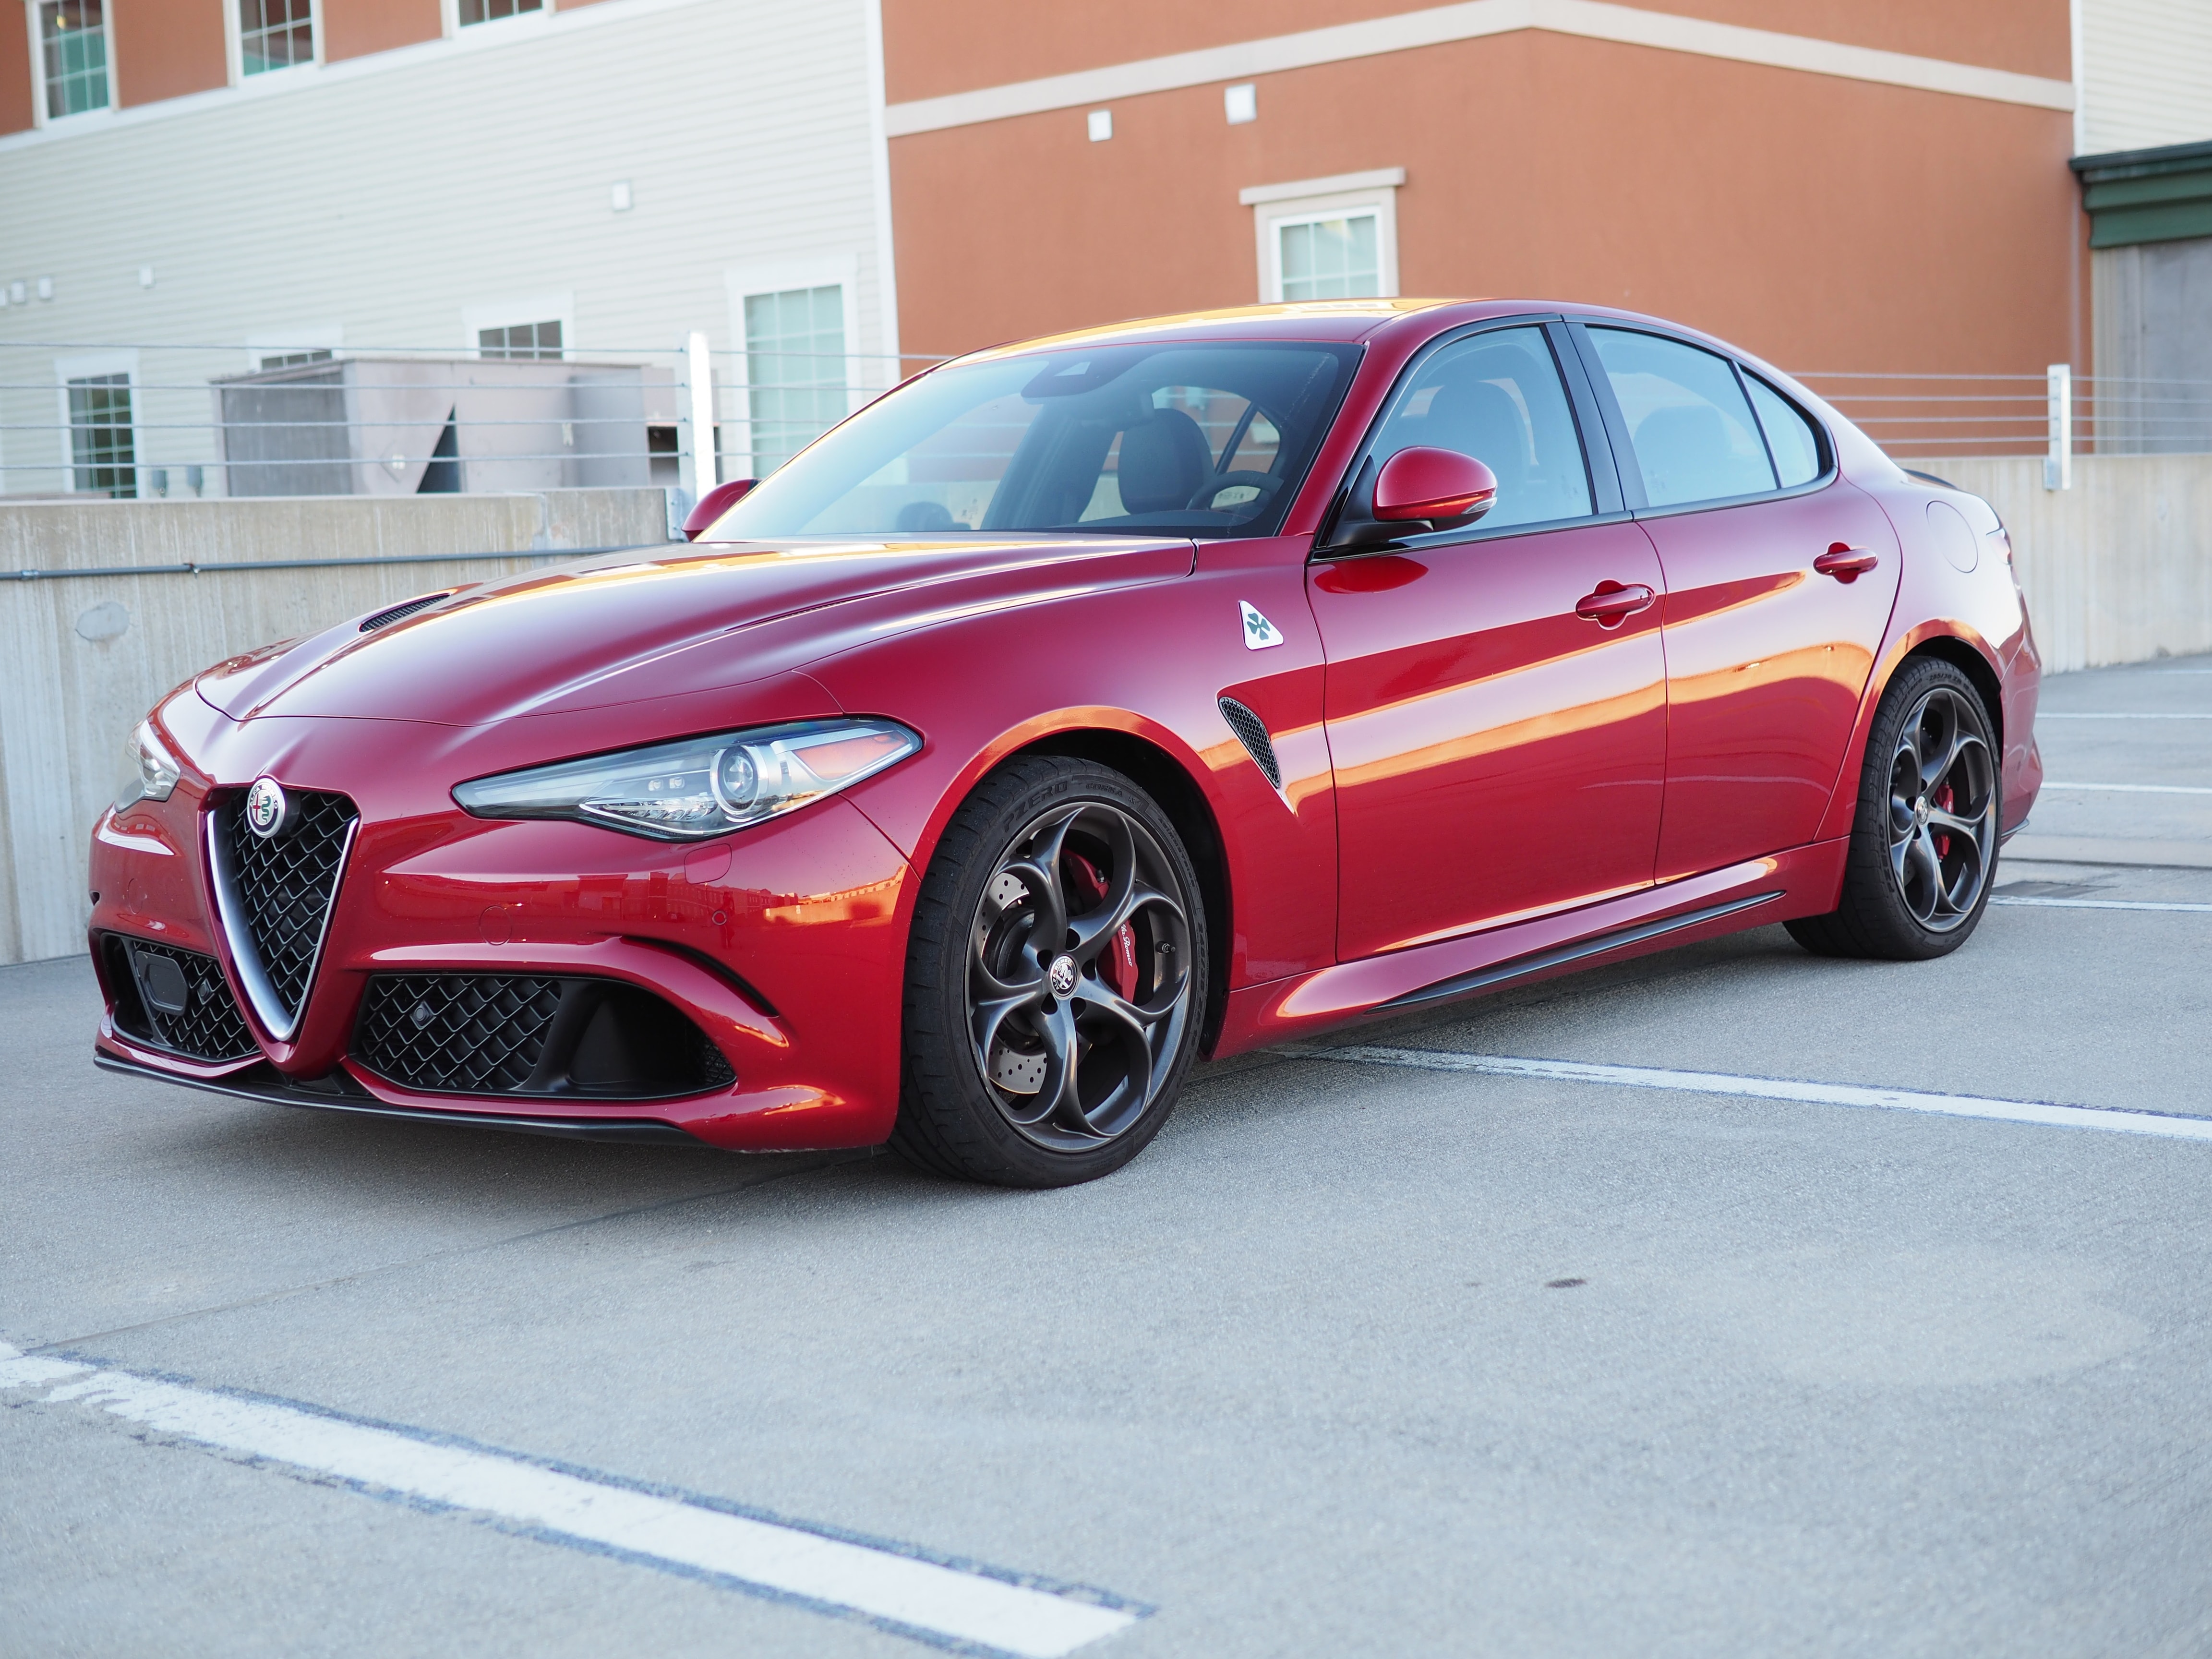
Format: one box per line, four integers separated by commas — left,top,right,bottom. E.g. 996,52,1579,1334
1814,545,1880,583
1574,581,1656,627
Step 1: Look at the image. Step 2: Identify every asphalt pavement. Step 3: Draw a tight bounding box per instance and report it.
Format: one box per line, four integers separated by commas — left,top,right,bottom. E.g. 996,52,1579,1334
6,653,2211,1659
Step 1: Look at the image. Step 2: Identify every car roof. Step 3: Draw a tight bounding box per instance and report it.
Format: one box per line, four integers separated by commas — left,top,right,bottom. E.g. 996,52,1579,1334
956,298,1748,362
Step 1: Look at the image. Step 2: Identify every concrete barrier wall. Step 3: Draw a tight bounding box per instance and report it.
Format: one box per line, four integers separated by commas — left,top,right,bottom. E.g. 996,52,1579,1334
1906,455,2212,673
0,489,675,966
3,460,2207,964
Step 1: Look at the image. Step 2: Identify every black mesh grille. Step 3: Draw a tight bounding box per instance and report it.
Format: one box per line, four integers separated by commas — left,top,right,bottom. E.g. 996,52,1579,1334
1218,697,1282,788
104,936,258,1063
358,975,565,1093
217,789,357,1024
354,974,735,1099
360,591,450,632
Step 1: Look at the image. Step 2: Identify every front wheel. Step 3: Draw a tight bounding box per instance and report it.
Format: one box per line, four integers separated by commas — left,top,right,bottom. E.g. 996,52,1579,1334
1788,657,2000,961
892,757,1207,1187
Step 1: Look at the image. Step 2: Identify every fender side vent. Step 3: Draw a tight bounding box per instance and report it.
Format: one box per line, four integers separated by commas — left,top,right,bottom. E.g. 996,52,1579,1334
1217,697,1282,789
360,590,453,632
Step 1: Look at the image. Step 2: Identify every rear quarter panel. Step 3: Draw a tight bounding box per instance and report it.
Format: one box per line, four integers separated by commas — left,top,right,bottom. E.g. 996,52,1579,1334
1814,475,2041,844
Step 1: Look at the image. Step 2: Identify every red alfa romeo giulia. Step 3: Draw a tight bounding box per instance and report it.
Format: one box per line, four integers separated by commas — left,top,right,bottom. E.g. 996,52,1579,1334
89,300,2042,1185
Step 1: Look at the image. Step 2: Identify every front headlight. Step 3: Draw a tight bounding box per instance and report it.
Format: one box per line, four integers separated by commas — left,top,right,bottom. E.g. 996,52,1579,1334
114,719,182,811
452,718,920,842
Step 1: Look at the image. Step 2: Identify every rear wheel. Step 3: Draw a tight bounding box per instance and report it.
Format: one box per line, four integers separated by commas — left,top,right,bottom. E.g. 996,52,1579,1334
893,757,1206,1187
1788,657,1999,961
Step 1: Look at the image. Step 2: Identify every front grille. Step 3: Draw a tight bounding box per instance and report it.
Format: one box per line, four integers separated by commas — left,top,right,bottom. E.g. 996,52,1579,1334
355,974,735,1099
102,935,258,1063
214,788,357,1031
1218,697,1282,788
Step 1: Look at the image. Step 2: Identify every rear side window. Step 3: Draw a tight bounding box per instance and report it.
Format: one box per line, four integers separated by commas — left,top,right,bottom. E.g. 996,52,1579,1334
1364,325,1592,530
1589,328,1776,507
1745,375,1823,487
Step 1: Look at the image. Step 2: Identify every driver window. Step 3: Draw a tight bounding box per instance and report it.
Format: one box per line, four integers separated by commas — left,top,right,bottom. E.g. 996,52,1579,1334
1367,326,1594,530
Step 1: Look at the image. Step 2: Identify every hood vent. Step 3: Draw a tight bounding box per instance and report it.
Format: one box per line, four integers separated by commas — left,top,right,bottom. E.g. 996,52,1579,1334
360,590,453,632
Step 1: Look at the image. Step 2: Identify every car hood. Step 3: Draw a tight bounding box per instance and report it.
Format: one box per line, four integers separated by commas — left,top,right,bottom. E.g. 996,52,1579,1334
196,535,1195,725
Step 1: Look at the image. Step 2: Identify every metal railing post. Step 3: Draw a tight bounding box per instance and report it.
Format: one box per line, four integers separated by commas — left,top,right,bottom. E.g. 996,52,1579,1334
2045,362,2072,490
681,330,718,507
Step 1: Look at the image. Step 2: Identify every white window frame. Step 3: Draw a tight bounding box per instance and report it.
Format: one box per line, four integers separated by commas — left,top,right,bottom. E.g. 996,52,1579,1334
441,0,553,38
25,0,118,130
1239,168,1404,304
243,323,343,372
224,0,324,86
462,291,574,360
54,349,140,496
724,255,863,478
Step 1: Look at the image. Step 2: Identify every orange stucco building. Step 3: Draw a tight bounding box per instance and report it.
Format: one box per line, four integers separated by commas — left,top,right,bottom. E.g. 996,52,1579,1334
882,0,2087,379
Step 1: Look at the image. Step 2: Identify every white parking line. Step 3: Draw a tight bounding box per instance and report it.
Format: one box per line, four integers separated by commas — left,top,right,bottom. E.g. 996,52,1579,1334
1992,896,2212,913
2038,781,2212,795
1286,1046,2212,1142
0,1346,1140,1659
2038,712,2212,719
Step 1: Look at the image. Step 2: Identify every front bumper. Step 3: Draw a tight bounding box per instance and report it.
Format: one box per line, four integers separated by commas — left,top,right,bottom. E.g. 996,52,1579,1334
89,709,915,1151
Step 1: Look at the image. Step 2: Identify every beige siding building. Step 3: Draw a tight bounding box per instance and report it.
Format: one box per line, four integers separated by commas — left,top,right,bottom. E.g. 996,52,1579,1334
0,0,900,498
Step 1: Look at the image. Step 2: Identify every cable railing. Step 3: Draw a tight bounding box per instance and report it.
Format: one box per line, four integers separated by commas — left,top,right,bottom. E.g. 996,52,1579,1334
1792,366,2212,487
0,334,951,505
3,341,2205,506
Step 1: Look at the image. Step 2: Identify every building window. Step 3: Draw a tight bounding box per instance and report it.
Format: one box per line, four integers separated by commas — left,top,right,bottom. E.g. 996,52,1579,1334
743,285,847,475
460,0,541,23
239,0,313,74
256,349,333,370
1240,169,1404,305
1276,213,1381,301
68,373,135,497
39,0,110,118
478,321,562,360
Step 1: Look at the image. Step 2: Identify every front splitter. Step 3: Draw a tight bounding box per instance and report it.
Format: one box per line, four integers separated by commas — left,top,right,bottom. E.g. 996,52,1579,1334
93,1050,711,1146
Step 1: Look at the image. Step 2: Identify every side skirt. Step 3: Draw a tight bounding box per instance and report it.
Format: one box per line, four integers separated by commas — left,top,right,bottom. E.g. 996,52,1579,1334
1213,839,1849,1055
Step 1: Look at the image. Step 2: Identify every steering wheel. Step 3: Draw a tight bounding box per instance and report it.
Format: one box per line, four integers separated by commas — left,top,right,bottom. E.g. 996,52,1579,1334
1188,471,1285,514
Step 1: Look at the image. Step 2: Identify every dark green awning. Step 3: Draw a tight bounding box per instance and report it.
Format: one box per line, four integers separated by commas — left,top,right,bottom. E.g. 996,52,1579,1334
2072,138,2212,249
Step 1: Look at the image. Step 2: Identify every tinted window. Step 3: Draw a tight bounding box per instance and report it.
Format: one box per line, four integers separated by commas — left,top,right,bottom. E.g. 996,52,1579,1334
1746,375,1823,487
707,342,1357,541
1589,328,1776,507
1365,325,1591,529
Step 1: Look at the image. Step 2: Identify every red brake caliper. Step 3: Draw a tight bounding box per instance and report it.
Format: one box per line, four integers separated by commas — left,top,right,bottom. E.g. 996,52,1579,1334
1933,782,1952,860
1063,853,1139,1000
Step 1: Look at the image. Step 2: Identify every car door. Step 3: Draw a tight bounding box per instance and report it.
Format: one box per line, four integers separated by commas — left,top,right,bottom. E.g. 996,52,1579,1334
1309,321,1670,961
1575,325,1903,883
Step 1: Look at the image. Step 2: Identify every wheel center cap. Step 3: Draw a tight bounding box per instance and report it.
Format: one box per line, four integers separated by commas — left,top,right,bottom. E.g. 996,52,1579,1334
1913,796,1931,827
1047,955,1079,998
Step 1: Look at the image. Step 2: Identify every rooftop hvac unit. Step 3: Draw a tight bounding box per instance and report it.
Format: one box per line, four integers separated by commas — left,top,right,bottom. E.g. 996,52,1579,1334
211,357,685,497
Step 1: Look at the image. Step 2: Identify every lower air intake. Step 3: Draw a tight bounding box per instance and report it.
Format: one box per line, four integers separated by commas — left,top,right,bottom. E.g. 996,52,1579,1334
354,975,735,1099
102,935,258,1063
1217,697,1282,789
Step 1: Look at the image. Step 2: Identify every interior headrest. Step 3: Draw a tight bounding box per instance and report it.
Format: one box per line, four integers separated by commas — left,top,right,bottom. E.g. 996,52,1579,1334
1117,408,1213,516
1420,377,1531,488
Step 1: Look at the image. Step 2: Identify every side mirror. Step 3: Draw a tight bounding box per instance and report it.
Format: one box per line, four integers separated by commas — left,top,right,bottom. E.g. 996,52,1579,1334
1372,447,1497,525
683,477,758,541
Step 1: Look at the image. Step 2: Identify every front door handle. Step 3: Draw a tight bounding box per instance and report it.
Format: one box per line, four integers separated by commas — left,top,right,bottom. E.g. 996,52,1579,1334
1814,544,1881,583
1574,581,1656,628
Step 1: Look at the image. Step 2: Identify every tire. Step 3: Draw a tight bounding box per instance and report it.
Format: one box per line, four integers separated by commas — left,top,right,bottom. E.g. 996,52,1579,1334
1787,656,2000,961
891,757,1208,1187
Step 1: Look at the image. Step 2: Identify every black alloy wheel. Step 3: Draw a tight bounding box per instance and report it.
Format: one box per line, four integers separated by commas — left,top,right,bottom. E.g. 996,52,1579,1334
894,757,1205,1187
1788,657,2000,961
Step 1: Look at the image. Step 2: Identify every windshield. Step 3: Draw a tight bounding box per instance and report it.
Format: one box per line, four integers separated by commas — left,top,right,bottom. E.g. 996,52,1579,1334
705,340,1360,541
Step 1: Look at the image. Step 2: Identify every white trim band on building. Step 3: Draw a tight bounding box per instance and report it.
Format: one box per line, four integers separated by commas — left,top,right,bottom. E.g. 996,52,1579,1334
883,0,2077,137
